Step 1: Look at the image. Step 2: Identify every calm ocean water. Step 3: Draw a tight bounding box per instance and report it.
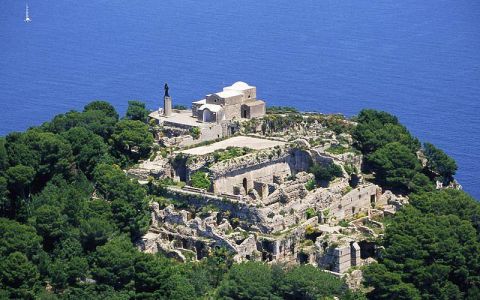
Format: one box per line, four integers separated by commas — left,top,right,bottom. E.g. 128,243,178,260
1,0,479,199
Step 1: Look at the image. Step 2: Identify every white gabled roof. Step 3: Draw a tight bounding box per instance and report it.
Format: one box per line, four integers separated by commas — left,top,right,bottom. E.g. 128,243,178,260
199,104,223,113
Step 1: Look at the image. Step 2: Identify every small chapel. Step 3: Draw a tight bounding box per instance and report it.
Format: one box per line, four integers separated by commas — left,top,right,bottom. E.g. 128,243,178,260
191,81,266,123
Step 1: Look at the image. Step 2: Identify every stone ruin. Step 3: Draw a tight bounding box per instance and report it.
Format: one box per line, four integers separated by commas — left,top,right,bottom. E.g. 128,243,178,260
126,107,412,277
133,131,406,274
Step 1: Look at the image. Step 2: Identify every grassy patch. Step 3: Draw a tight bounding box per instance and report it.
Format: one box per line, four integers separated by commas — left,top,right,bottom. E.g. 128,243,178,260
213,146,252,162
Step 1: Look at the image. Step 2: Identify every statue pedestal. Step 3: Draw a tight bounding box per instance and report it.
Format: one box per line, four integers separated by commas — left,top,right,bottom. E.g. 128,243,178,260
164,96,172,116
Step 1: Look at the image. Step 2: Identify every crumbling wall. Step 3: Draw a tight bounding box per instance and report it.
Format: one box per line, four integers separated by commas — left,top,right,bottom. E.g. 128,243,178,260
330,184,380,220
211,148,312,195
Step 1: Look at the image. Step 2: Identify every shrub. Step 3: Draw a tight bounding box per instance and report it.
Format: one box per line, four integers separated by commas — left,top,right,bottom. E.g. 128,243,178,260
305,208,316,219
305,179,316,191
189,127,201,140
309,163,343,183
266,106,299,114
344,164,357,175
189,171,211,190
325,144,351,155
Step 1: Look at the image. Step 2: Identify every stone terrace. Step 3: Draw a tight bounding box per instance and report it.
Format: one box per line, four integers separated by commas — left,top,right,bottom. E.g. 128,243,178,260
179,136,285,155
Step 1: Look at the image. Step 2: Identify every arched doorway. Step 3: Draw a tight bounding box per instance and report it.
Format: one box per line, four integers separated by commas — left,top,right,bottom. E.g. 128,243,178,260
203,109,216,122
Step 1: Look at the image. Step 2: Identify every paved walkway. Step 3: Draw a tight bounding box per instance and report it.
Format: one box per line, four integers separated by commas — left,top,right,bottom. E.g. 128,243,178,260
180,136,285,155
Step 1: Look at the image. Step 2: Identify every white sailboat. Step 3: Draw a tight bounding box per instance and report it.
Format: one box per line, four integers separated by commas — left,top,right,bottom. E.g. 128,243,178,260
24,3,31,22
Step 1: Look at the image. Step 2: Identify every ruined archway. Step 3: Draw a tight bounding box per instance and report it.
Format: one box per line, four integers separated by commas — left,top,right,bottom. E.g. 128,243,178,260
243,178,248,194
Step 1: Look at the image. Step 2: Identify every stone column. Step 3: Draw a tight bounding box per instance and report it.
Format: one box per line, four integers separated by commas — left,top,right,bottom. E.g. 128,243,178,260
164,96,172,117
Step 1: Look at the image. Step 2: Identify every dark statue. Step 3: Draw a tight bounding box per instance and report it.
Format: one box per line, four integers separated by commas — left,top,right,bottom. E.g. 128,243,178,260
164,83,169,98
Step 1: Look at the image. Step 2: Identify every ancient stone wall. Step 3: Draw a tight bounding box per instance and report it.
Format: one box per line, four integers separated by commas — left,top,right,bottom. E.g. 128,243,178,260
211,148,312,195
199,123,224,141
223,103,242,120
163,187,263,225
330,184,379,220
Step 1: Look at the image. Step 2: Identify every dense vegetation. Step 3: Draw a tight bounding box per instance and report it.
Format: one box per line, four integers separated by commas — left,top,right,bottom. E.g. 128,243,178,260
363,190,480,299
217,262,361,300
1,102,475,299
353,109,479,299
0,101,353,299
309,163,343,186
352,109,454,193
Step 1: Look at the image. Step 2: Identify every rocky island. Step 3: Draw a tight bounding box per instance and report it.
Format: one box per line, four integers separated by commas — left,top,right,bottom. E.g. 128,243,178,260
0,82,477,299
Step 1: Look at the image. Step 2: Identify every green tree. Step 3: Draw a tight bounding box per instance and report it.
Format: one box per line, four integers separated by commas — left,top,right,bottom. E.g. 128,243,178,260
84,100,119,120
0,177,8,216
93,164,149,239
276,264,347,299
62,127,110,177
353,109,420,155
189,127,201,140
0,252,39,299
133,253,195,299
6,165,35,197
126,100,149,123
0,218,43,260
368,142,421,191
42,111,83,134
408,173,435,194
187,247,234,292
79,109,119,140
134,253,174,296
217,262,274,300
0,137,8,171
423,142,457,184
79,217,115,251
5,132,40,169
363,263,421,300
49,238,88,290
5,164,35,209
409,189,480,231
5,165,35,218
92,236,138,290
111,119,153,163
5,130,74,192
355,109,399,125
45,108,118,140
31,176,92,227
30,204,68,250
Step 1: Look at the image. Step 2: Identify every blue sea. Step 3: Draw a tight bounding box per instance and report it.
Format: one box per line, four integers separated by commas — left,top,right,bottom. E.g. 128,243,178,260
1,0,479,199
